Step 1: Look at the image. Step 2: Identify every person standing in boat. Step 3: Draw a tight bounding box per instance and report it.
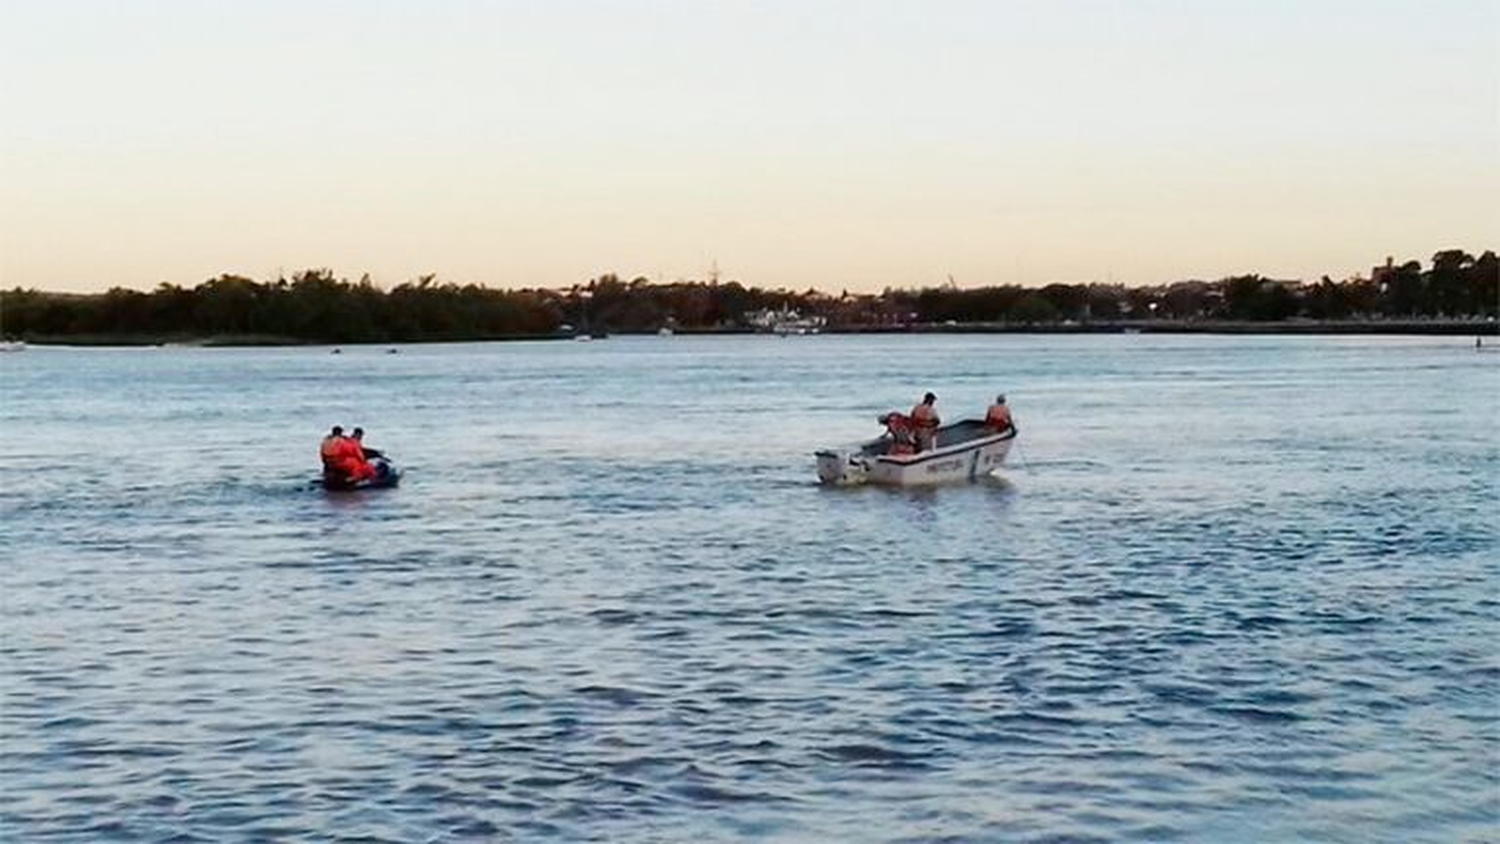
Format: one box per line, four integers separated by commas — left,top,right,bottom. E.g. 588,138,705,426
985,394,1014,432
910,392,940,452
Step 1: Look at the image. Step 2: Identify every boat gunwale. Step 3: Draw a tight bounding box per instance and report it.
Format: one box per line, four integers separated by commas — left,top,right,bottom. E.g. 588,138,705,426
813,420,1015,461
871,424,1015,467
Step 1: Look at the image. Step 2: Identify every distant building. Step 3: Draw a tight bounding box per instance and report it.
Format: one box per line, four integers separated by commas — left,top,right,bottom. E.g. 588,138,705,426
1371,256,1397,289
745,305,827,335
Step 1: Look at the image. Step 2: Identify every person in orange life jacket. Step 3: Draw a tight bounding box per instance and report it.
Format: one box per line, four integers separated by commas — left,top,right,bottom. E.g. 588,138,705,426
335,433,377,482
319,426,346,471
350,427,383,460
910,392,940,452
878,412,917,456
320,425,376,482
985,394,1014,432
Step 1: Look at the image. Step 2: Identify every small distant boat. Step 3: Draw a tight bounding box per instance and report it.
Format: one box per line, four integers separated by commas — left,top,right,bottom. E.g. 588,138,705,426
816,419,1016,486
0,340,26,352
319,456,402,491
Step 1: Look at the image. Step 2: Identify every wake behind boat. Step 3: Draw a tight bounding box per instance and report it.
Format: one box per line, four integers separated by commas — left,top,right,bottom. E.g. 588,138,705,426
816,418,1016,486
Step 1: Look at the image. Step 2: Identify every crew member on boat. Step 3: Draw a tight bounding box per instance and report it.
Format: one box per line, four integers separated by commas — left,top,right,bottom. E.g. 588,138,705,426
351,427,383,459
321,425,376,483
320,426,346,471
985,394,1014,432
878,412,917,455
337,436,376,482
910,392,940,452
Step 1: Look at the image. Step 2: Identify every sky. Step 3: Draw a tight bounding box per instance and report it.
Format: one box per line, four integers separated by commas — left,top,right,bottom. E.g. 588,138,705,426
1,0,1497,294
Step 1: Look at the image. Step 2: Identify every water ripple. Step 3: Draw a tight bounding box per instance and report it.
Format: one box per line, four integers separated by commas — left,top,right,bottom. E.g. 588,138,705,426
2,337,1497,842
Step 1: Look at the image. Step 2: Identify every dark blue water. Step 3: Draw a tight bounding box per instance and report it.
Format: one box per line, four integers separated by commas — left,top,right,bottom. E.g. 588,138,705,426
2,335,1497,842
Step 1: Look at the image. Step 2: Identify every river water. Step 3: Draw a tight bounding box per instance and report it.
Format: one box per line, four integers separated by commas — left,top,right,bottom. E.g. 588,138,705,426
1,334,1496,842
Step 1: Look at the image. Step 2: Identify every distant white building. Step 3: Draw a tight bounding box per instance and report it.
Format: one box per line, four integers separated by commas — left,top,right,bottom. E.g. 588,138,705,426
745,306,826,335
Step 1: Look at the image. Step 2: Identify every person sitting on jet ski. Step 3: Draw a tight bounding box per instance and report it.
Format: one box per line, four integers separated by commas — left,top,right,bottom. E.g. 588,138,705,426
321,426,376,483
320,426,347,471
350,427,383,459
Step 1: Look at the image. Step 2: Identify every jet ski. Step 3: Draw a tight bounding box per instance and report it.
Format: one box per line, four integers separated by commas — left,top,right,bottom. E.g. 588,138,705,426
320,456,402,491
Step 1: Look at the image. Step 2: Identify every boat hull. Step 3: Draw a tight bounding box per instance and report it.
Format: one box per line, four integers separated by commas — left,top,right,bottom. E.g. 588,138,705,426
816,420,1016,487
319,458,402,491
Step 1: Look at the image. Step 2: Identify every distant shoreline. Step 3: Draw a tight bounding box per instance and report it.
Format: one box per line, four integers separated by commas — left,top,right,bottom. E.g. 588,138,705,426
6,254,1493,345
12,319,1496,347
831,319,1499,337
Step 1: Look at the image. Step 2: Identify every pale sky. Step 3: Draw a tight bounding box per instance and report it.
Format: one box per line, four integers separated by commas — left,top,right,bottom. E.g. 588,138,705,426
2,0,1497,294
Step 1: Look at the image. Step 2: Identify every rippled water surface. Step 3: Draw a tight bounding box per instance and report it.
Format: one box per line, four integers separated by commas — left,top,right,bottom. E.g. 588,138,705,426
2,334,1497,842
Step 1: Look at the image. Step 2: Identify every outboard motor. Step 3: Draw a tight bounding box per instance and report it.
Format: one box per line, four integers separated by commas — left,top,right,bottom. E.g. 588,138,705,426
816,412,908,484
816,447,869,484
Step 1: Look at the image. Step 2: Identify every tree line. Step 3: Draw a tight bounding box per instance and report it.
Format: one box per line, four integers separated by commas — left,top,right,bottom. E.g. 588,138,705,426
1,250,1494,343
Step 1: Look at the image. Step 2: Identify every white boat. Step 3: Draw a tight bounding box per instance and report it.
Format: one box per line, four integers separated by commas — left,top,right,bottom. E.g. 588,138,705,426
816,419,1016,486
0,340,25,353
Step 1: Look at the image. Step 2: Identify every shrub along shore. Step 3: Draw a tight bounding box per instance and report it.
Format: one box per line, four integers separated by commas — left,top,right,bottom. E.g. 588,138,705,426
3,250,1494,345
10,320,1496,347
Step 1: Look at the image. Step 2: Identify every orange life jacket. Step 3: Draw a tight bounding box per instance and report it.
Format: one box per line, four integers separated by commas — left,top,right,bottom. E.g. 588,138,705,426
884,413,916,454
910,403,939,429
322,436,374,480
319,436,343,468
985,404,1012,430
338,437,368,465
